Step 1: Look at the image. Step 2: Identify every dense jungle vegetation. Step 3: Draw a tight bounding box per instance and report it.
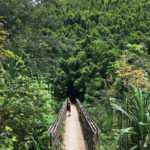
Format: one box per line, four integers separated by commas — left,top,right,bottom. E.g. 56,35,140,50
0,0,150,149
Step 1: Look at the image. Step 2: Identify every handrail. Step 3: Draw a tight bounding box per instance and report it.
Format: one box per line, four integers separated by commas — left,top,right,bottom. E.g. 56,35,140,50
76,98,101,150
47,100,67,149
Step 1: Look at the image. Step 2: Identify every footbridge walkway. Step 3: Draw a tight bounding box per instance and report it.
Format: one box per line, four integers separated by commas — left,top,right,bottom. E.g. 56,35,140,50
48,99,101,150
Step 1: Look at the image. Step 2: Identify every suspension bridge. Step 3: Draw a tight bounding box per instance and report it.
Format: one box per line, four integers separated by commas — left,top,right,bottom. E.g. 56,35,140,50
48,99,101,150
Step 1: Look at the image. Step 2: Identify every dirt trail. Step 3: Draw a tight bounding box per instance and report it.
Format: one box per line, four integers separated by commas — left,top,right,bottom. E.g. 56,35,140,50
62,104,87,150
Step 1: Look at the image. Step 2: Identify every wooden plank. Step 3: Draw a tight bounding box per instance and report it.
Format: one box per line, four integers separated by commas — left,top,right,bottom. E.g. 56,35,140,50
47,100,67,149
76,99,101,150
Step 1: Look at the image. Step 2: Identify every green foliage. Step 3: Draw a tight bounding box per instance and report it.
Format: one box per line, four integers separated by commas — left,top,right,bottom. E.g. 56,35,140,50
1,0,150,149
110,87,150,149
107,45,150,149
0,22,56,149
0,76,56,149
100,132,119,150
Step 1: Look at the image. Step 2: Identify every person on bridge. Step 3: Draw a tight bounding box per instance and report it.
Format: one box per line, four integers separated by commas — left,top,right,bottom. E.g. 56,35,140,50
67,98,71,116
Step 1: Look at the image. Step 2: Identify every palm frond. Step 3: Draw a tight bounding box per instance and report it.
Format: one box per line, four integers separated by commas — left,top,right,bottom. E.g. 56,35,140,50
110,103,137,122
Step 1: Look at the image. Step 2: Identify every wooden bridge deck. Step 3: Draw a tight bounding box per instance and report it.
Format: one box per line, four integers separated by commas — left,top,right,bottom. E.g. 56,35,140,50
62,104,87,150
48,99,100,150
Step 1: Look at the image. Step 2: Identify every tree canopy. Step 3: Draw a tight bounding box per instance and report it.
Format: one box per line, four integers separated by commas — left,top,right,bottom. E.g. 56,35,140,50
0,0,150,149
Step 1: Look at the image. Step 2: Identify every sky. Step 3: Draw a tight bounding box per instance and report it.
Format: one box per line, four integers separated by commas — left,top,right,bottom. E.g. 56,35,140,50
32,0,41,5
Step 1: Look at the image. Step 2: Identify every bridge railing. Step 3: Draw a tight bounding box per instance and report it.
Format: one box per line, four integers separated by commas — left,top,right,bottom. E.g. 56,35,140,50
76,98,101,150
47,100,67,149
